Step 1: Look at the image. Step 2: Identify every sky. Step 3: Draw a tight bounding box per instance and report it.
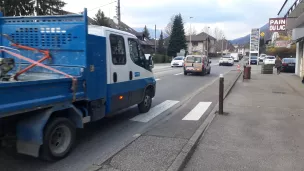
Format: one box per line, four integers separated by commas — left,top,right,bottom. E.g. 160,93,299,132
63,0,286,40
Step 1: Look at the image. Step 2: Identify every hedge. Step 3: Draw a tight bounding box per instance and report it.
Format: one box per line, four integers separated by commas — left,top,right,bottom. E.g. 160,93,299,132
153,54,172,63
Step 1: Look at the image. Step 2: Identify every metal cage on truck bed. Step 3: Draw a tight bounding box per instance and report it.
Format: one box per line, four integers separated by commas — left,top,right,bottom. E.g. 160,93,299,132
0,9,103,118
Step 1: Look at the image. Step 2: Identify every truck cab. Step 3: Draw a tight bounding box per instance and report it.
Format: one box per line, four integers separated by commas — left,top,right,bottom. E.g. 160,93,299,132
0,9,155,161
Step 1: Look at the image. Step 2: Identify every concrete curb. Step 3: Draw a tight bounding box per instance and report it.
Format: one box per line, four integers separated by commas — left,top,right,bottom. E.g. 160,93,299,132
167,71,243,171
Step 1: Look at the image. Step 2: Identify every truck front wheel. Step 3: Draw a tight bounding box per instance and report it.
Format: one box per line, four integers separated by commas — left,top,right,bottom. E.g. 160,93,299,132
138,89,152,113
40,117,76,161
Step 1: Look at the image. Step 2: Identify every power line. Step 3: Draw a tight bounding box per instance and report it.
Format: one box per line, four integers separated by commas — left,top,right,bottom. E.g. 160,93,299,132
87,1,117,12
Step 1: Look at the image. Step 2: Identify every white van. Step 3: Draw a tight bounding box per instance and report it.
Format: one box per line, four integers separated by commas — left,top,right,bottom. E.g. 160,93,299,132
230,53,239,62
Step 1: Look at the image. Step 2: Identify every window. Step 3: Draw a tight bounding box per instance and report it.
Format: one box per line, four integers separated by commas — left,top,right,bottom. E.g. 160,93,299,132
110,34,126,65
128,39,140,64
203,57,208,64
186,57,202,63
128,38,150,71
282,58,295,63
174,57,183,60
192,42,198,46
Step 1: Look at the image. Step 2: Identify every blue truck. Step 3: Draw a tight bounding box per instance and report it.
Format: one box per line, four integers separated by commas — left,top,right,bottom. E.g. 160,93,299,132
0,9,156,161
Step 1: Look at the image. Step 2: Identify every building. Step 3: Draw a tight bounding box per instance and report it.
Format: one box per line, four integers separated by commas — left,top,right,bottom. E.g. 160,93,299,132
186,32,216,55
278,0,304,77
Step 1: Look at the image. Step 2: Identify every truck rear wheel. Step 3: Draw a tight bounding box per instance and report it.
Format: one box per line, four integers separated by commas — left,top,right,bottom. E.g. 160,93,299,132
40,117,76,161
138,89,152,113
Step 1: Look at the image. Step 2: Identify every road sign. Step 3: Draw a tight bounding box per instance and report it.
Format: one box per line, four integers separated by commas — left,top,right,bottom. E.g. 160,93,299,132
250,28,260,54
260,32,265,37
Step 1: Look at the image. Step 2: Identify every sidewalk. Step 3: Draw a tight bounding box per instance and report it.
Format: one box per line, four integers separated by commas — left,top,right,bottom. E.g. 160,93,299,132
184,66,304,171
89,70,241,171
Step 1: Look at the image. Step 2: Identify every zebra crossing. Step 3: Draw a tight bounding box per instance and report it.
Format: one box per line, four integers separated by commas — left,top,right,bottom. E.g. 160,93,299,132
130,100,212,123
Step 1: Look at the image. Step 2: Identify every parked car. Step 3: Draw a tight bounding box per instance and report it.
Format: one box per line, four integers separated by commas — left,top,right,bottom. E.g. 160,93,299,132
219,55,234,66
250,56,258,65
258,54,267,62
171,56,185,67
281,58,296,72
184,55,211,76
264,56,275,65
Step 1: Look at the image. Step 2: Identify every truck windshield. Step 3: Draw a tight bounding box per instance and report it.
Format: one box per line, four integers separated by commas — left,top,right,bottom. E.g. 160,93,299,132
186,57,201,63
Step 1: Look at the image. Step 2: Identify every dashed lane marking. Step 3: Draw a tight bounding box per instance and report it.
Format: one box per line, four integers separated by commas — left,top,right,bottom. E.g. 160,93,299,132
175,72,183,76
130,100,179,123
182,102,212,121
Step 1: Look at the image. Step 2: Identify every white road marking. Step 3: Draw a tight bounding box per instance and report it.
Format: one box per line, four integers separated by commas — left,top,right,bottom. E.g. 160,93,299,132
182,102,212,121
175,72,183,76
130,100,179,123
133,134,141,138
155,78,161,81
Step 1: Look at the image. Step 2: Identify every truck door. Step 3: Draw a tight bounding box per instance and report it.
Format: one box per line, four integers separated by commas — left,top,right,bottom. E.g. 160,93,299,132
127,38,154,105
107,32,130,112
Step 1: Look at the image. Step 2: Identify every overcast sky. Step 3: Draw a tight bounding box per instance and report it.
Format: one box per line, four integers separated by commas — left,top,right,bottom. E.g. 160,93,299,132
63,0,286,40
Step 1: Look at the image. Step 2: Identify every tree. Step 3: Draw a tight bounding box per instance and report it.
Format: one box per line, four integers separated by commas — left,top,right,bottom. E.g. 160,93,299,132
0,0,34,16
167,14,187,57
212,27,224,40
0,0,66,16
93,9,110,27
164,15,175,37
143,25,150,39
36,0,66,15
158,31,165,54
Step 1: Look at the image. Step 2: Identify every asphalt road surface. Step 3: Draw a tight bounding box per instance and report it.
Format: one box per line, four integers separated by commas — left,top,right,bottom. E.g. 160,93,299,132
0,58,236,171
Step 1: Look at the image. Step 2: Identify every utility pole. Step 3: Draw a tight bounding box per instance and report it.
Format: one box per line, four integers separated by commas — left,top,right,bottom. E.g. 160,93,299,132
117,0,121,28
189,17,193,55
155,25,157,54
221,37,224,56
206,26,210,56
34,0,38,16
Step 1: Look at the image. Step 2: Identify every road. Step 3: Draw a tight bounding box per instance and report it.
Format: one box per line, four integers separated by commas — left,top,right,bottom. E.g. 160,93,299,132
0,58,235,171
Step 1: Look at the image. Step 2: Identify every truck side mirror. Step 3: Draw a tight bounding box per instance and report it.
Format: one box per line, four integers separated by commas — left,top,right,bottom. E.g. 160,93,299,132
149,56,154,69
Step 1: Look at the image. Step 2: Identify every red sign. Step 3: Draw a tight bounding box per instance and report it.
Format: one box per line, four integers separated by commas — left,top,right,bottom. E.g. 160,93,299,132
269,18,286,32
275,41,290,48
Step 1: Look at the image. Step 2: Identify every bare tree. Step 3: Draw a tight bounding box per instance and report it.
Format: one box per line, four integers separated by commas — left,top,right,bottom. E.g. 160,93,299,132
212,27,225,40
164,15,175,37
201,26,211,35
186,26,197,36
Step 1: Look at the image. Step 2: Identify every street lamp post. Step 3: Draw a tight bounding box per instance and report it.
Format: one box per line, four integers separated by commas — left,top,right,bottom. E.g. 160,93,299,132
189,17,193,55
206,26,210,56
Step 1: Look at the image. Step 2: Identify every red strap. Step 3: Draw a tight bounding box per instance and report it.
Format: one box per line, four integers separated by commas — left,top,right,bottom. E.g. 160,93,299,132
0,48,78,102
0,49,74,79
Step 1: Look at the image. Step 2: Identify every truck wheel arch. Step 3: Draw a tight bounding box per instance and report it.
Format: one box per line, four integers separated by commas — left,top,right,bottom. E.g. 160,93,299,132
144,84,155,98
16,103,83,157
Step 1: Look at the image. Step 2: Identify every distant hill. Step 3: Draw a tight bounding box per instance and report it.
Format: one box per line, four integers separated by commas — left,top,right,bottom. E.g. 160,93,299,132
133,27,163,39
230,23,271,45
